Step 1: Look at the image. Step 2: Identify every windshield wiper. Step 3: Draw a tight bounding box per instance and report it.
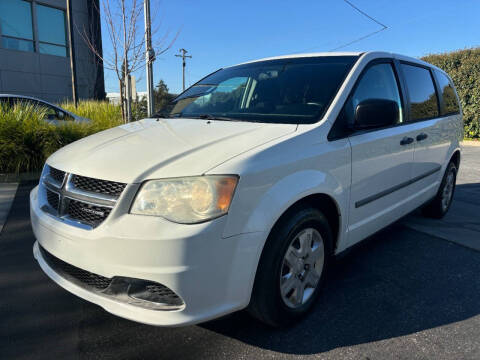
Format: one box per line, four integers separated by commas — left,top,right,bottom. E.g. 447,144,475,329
153,112,171,119
191,114,239,121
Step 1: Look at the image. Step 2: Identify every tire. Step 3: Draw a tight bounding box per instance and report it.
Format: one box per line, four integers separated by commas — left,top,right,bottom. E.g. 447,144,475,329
422,161,457,219
248,206,333,327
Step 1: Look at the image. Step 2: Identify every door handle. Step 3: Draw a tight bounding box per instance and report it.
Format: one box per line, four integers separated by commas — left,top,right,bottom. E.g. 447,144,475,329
400,137,414,145
416,133,428,141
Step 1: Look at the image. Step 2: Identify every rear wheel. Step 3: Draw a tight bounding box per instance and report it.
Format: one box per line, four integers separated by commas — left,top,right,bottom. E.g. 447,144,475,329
422,162,457,219
248,206,333,327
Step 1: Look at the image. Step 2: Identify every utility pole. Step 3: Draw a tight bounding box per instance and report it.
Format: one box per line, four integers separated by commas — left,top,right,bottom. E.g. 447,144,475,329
144,0,155,117
121,0,132,122
175,48,192,92
66,0,78,107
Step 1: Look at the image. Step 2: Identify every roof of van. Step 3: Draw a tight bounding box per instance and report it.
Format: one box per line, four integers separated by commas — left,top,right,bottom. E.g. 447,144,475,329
230,51,446,75
232,52,363,66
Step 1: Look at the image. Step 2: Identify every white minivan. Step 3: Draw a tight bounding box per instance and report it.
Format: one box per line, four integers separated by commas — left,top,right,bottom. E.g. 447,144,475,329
30,52,462,327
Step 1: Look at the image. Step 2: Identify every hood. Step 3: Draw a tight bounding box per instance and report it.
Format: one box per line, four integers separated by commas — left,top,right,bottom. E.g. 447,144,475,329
47,118,297,183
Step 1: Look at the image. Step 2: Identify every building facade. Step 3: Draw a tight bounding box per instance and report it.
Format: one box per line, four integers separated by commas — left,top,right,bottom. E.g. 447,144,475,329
0,0,104,103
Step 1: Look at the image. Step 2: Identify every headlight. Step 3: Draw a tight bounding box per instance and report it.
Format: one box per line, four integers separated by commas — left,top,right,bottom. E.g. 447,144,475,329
130,175,238,223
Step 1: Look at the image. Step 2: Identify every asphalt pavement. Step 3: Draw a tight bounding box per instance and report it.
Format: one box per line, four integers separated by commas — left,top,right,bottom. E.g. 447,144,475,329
1,146,479,360
0,183,17,234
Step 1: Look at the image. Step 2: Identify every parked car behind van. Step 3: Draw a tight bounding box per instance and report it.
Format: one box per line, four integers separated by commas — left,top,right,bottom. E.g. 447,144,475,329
30,52,462,327
0,94,89,124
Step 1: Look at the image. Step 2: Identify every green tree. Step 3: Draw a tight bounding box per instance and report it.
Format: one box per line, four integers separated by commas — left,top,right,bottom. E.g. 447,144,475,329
422,48,480,138
154,80,176,113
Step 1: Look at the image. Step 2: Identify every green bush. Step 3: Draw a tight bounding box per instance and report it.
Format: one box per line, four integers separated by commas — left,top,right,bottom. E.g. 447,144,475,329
60,100,123,131
0,103,53,173
422,48,480,139
0,101,123,174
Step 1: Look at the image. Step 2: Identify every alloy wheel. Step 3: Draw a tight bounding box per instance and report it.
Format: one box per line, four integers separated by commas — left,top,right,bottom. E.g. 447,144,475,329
441,169,455,212
279,228,324,308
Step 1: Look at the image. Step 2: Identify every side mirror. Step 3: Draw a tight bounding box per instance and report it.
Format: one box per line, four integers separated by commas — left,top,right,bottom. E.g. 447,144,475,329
354,99,399,129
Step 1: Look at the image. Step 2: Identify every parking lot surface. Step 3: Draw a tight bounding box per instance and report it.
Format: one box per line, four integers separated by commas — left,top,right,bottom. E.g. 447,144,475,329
1,145,479,360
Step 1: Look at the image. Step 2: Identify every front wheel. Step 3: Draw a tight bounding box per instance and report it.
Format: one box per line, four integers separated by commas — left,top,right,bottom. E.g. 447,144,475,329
422,162,457,219
248,206,333,327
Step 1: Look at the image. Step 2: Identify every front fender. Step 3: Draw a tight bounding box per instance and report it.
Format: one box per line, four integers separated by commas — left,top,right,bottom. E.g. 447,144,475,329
220,169,349,305
223,169,348,240
244,170,344,234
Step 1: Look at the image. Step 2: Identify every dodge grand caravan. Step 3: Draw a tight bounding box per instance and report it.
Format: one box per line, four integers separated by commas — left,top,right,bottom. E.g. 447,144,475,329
31,52,462,327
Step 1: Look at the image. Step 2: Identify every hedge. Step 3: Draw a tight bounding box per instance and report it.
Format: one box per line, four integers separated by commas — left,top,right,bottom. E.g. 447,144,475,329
422,48,480,139
0,101,123,174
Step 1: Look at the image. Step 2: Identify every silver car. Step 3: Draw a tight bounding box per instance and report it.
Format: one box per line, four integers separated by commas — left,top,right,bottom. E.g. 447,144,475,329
0,94,89,124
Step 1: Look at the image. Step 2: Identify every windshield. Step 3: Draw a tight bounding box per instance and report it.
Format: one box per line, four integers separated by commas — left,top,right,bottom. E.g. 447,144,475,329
164,56,358,124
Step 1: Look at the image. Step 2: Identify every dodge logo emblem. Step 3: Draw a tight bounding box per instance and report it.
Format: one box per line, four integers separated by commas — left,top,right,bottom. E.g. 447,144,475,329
81,207,105,217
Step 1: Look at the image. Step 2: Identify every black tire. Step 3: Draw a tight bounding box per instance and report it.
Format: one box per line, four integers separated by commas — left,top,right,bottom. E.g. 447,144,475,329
422,162,457,219
248,206,333,327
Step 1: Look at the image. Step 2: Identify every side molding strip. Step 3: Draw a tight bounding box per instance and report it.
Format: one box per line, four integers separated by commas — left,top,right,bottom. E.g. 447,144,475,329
355,166,442,208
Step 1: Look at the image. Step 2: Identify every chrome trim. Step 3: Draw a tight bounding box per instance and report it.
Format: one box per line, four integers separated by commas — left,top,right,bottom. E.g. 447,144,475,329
44,174,63,188
63,195,114,209
42,179,63,194
65,174,117,207
40,206,94,230
39,166,124,229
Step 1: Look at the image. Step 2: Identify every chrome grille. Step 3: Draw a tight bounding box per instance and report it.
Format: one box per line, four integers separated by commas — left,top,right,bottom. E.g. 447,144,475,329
46,189,60,211
40,165,126,229
72,175,126,197
66,199,112,227
49,167,66,183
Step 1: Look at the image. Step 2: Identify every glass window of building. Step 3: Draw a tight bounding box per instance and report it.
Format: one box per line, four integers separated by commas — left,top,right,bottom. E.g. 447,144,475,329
0,0,34,52
37,4,67,57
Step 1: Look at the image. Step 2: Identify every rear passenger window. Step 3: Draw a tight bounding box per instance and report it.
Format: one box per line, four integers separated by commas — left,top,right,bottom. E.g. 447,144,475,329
401,64,439,121
436,71,460,115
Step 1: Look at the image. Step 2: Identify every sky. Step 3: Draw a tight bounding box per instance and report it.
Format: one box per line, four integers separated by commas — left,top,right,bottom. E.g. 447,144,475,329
101,0,480,95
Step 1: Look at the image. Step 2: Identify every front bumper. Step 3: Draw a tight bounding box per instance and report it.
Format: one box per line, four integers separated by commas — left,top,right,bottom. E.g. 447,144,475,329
30,185,265,326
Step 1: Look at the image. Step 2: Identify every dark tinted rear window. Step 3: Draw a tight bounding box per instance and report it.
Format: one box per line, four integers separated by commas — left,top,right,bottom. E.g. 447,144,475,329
436,71,460,115
401,64,439,121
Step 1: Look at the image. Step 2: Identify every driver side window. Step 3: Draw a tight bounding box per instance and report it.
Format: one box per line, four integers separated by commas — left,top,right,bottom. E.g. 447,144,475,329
345,63,403,126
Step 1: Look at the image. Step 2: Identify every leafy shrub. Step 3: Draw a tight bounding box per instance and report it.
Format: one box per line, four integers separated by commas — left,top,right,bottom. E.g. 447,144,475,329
0,103,54,173
422,48,480,139
0,101,124,174
60,100,123,131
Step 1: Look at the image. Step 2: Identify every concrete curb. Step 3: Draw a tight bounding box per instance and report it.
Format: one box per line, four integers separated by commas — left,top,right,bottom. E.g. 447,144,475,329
463,140,480,147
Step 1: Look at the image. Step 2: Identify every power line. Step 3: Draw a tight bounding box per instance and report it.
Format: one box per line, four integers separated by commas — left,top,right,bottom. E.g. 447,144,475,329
330,27,386,51
329,0,388,51
342,0,387,29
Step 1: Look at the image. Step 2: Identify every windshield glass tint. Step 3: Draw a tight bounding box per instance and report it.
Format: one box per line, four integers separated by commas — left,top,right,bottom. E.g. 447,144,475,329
169,56,358,124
